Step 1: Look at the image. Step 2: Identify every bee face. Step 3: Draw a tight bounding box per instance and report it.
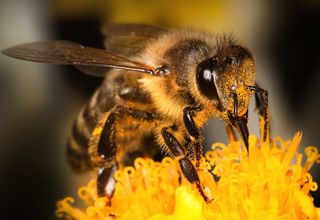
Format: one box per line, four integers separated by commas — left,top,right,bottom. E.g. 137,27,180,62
195,45,256,116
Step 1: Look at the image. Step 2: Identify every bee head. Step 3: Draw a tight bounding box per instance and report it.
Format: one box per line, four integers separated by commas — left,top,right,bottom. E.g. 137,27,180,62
195,45,256,116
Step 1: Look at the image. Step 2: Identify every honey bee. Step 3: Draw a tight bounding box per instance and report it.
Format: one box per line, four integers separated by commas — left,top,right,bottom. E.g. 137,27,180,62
2,24,269,202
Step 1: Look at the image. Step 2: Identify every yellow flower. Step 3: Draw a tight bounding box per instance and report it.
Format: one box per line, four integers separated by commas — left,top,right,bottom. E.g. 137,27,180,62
56,132,320,220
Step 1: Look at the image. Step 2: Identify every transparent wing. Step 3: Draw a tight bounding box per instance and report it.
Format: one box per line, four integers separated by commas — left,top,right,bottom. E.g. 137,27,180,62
2,41,156,77
102,23,167,56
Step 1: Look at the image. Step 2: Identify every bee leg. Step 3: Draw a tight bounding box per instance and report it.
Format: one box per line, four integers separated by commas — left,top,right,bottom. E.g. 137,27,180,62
97,163,118,200
248,84,270,141
256,86,269,141
161,127,210,203
93,107,157,198
226,124,237,142
183,107,203,167
94,111,118,199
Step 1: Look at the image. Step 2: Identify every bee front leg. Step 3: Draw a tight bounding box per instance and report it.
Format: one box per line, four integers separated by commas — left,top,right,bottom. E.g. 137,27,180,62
161,127,210,203
248,84,270,141
183,107,203,166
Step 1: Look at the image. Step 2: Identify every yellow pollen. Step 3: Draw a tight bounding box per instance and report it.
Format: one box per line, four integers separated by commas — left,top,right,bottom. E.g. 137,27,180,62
92,127,103,136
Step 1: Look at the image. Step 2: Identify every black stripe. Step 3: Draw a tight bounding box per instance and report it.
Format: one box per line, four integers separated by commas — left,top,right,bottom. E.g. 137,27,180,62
66,142,93,173
82,104,99,132
71,122,89,151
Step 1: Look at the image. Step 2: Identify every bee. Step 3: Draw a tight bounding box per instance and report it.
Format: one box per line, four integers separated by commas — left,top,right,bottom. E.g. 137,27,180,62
2,24,269,202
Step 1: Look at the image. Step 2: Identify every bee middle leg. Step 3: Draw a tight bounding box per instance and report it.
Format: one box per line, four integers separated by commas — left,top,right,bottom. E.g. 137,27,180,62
226,124,237,142
183,107,204,166
161,127,210,202
90,106,157,199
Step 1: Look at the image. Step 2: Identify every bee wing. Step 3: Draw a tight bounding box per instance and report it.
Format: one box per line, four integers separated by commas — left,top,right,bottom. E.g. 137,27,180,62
102,24,167,56
2,40,156,77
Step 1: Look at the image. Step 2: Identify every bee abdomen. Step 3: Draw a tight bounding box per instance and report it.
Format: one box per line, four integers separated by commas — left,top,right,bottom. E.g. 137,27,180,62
66,140,93,173
67,79,117,172
67,104,100,173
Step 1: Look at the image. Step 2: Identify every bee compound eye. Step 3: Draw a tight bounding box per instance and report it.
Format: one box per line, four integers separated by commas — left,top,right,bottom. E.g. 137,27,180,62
196,58,219,100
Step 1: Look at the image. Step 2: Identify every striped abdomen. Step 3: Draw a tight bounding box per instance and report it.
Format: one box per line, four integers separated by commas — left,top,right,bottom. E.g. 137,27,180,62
67,82,116,173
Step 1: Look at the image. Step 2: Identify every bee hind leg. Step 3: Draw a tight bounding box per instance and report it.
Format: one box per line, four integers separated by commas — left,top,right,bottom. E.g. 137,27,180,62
89,106,157,200
89,110,118,200
161,127,211,203
97,163,118,199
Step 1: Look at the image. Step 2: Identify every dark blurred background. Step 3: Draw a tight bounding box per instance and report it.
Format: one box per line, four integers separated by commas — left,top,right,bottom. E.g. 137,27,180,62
0,0,319,219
